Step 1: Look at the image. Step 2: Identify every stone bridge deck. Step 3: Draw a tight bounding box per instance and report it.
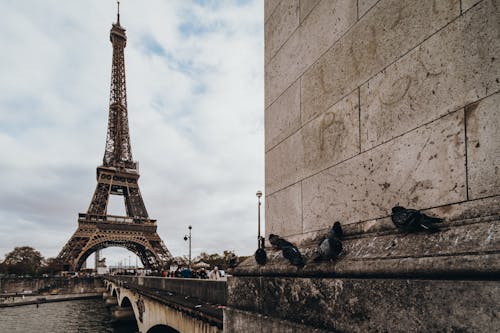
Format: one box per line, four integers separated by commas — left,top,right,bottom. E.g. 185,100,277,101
105,276,226,333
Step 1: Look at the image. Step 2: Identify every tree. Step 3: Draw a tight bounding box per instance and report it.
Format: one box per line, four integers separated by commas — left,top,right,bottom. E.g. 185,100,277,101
3,246,44,276
192,251,240,270
41,257,64,275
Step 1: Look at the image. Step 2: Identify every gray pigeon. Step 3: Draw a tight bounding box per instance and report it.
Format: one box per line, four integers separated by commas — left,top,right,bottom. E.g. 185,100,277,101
314,222,343,262
269,234,304,267
391,206,443,233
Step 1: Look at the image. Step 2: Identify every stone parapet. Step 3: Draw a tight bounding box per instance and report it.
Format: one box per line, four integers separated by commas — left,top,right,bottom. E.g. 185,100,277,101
226,276,499,332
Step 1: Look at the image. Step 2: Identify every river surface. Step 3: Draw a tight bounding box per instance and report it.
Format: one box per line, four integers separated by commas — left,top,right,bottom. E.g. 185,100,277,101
0,298,138,333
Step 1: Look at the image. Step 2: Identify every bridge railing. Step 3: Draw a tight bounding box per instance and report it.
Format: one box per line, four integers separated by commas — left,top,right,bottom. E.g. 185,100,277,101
106,276,227,305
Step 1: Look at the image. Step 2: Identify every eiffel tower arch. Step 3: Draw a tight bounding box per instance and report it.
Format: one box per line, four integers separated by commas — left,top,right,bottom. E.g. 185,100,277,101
58,7,172,271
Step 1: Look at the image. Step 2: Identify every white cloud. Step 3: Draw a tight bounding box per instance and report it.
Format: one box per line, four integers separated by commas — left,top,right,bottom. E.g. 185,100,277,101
0,0,264,265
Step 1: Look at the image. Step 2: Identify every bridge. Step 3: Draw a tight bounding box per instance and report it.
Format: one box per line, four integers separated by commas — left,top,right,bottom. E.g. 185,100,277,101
104,276,226,333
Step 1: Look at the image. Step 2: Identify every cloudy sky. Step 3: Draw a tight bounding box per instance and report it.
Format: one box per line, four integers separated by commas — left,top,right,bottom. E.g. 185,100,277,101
0,0,264,265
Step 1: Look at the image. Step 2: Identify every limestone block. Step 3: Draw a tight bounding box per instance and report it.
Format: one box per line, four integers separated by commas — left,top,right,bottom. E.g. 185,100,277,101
302,90,360,177
224,307,331,333
462,0,483,12
265,0,357,107
299,0,321,22
301,0,459,123
360,0,500,150
265,80,300,151
265,0,299,64
264,0,281,22
302,111,466,231
265,182,302,237
358,0,379,18
466,92,500,199
253,277,500,332
265,130,303,195
226,277,261,313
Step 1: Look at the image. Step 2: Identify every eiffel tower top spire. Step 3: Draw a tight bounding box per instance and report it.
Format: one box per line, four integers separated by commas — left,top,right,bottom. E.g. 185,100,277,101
117,1,121,25
103,1,134,169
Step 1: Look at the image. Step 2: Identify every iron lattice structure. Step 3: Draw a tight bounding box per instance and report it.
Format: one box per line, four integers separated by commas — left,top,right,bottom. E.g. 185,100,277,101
58,11,172,271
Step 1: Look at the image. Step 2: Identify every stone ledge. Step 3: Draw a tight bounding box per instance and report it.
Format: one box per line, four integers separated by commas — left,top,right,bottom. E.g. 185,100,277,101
267,195,500,242
235,198,500,279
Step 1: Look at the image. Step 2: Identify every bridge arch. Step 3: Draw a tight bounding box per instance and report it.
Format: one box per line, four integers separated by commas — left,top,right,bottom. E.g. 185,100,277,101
147,325,180,333
120,296,133,308
73,237,162,271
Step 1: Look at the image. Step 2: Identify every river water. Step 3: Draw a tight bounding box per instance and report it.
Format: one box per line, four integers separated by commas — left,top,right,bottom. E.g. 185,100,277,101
0,298,138,333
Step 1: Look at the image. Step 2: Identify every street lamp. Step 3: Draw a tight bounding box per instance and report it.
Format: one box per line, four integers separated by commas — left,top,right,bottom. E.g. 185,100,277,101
254,190,267,265
184,225,192,269
256,190,263,248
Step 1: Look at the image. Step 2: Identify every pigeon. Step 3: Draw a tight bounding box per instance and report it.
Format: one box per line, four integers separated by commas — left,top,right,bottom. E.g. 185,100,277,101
391,206,443,233
269,234,304,267
254,248,267,265
314,221,343,262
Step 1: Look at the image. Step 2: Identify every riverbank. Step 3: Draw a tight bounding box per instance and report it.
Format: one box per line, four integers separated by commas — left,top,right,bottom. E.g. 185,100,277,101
0,292,102,307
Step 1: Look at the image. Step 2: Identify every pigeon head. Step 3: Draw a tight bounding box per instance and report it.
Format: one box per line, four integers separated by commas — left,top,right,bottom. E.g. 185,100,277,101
269,234,279,245
332,221,343,238
392,206,405,214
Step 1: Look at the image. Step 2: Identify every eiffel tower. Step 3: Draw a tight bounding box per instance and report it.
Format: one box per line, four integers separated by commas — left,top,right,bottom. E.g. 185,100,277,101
58,5,172,271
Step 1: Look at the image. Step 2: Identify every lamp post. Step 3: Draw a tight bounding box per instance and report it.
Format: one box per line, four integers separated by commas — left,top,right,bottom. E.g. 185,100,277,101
256,190,263,248
254,190,267,265
184,225,192,269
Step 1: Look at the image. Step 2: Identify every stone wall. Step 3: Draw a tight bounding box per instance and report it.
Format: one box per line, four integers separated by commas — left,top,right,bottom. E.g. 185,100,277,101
0,277,103,295
264,0,499,241
226,0,500,332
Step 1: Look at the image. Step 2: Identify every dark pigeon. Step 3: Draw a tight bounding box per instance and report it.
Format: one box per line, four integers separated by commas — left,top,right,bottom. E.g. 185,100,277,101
391,206,443,233
314,221,343,262
269,234,304,267
254,248,267,265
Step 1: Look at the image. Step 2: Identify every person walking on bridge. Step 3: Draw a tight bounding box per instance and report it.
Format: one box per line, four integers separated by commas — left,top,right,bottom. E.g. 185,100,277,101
208,266,222,280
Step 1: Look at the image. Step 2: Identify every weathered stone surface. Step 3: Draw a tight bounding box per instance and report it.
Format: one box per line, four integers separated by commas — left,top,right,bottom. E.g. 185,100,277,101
302,90,360,176
264,0,281,22
224,308,263,333
265,80,300,151
360,0,500,150
224,307,331,333
265,130,303,195
265,0,357,107
299,0,321,22
265,0,299,64
358,0,379,18
243,277,500,333
227,276,261,313
301,0,459,123
466,92,500,199
266,90,361,195
265,182,302,237
302,111,466,231
462,0,484,12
